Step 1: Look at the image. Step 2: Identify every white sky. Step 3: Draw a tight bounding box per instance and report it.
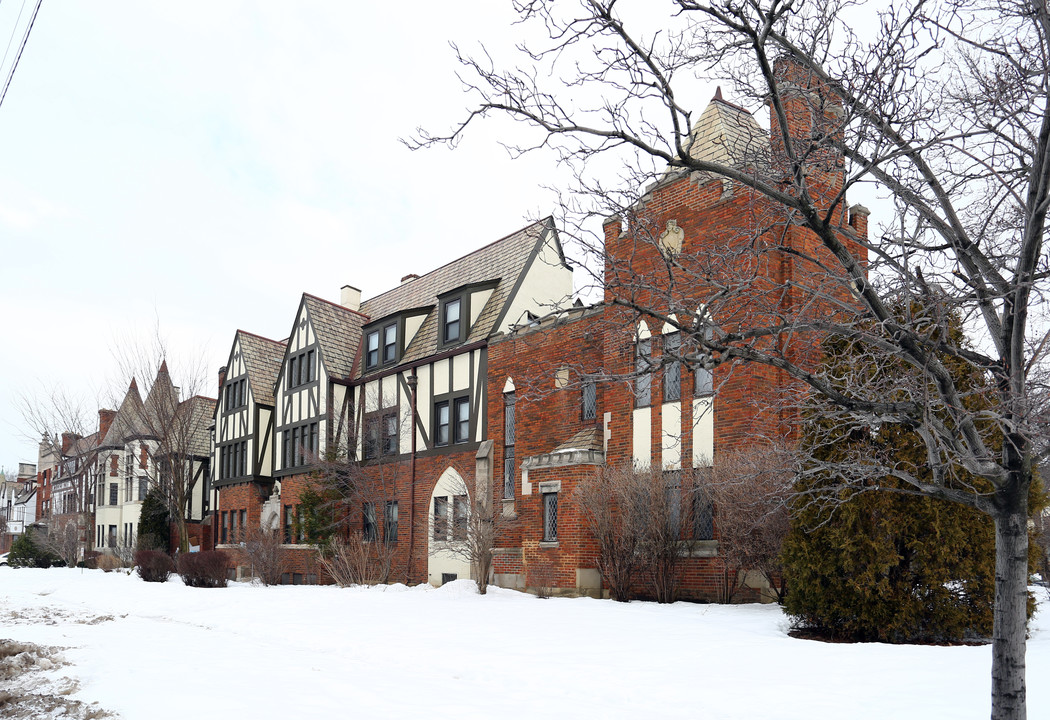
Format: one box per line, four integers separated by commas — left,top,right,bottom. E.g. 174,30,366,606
4,2,877,470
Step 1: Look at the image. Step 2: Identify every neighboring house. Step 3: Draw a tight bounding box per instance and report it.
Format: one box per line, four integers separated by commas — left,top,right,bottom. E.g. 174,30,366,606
0,464,35,552
48,427,104,560
94,363,214,553
210,330,286,559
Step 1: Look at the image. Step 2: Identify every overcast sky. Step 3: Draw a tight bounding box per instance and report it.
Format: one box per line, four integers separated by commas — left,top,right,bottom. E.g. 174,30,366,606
0,2,732,470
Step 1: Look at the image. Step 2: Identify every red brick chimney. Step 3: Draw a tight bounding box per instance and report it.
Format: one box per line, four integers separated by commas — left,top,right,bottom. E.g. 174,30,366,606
98,409,117,440
61,432,81,455
218,365,227,394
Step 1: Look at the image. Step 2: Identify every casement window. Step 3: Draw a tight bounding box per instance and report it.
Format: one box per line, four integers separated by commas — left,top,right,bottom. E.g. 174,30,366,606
664,470,682,536
542,492,558,542
695,324,714,397
383,323,398,364
433,496,449,540
124,477,133,503
365,330,380,369
452,494,468,541
224,378,247,411
108,525,117,549
288,349,316,389
363,502,378,542
138,478,148,501
582,379,597,421
635,338,652,407
384,501,399,544
664,332,681,402
442,297,462,345
283,504,294,544
503,392,516,499
363,415,380,460
692,470,715,540
383,412,398,456
285,423,319,469
230,509,239,544
453,397,470,444
239,509,247,542
434,401,450,447
109,483,118,506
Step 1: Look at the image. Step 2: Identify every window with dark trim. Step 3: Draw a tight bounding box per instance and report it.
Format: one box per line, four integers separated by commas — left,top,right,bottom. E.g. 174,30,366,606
363,415,380,460
442,298,462,345
138,478,148,501
224,378,247,411
365,330,380,369
109,483,118,506
453,397,470,444
284,422,319,469
433,496,449,540
582,379,597,420
503,392,516,499
434,401,450,447
542,492,558,542
287,349,316,389
384,501,399,544
664,470,682,537
383,323,398,364
664,332,681,402
383,412,398,456
363,502,377,541
221,511,229,544
283,504,293,543
635,338,652,407
692,470,715,540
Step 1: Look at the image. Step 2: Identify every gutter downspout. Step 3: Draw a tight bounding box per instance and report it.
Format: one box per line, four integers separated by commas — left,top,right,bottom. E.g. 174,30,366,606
407,371,419,584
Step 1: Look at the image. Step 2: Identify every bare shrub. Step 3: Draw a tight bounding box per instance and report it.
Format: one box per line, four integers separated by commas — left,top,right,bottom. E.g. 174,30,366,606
134,550,174,582
241,526,285,586
176,550,228,588
528,555,556,599
318,533,391,587
44,520,81,569
699,447,793,603
575,468,640,601
96,554,122,573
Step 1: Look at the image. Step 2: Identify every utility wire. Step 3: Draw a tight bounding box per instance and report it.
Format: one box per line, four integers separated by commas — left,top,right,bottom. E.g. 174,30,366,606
0,0,28,78
0,0,42,113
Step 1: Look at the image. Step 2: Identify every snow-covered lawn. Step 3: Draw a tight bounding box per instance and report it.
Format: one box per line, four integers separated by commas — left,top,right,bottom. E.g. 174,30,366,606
1,568,1048,719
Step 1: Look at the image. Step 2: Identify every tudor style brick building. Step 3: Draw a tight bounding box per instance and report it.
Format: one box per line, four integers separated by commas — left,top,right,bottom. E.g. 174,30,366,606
206,62,867,596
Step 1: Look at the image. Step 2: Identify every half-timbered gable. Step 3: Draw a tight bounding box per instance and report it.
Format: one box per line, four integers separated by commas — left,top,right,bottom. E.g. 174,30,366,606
213,330,286,487
355,218,574,462
273,294,365,475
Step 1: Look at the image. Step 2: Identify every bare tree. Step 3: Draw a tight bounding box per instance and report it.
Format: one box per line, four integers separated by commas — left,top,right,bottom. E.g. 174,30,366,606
240,525,285,586
700,447,792,603
44,519,80,568
575,464,688,603
417,2,1050,715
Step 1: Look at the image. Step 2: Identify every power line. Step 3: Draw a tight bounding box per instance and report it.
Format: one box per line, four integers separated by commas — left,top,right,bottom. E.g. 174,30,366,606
0,0,42,113
0,0,29,78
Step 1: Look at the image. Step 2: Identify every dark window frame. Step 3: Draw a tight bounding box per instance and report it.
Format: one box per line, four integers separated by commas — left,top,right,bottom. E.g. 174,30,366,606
582,378,597,420
365,330,380,369
441,297,463,346
542,492,558,542
635,338,652,408
384,500,399,544
433,495,449,540
363,502,378,542
664,332,682,402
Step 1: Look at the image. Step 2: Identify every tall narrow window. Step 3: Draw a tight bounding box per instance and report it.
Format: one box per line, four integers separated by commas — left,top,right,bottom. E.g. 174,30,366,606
283,504,294,543
363,502,377,541
383,323,397,364
452,495,468,541
365,331,380,369
693,470,715,540
433,496,449,540
364,416,380,460
384,501,399,544
109,483,118,506
695,324,714,396
582,379,597,420
443,298,462,344
664,470,682,537
503,392,516,499
138,478,148,501
542,492,558,542
383,413,398,456
664,332,681,402
635,338,652,407
434,401,450,447
453,397,470,444
221,511,229,544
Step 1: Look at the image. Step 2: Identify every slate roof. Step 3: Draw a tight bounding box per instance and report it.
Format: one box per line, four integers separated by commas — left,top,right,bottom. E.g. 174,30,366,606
236,330,286,406
100,380,149,448
144,361,180,430
357,218,558,373
302,294,366,381
177,396,217,458
685,94,767,167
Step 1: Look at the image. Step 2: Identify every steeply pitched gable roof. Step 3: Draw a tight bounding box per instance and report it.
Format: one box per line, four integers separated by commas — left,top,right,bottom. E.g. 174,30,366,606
302,294,366,381
685,93,767,167
358,218,560,370
236,330,287,406
177,396,217,458
100,379,149,448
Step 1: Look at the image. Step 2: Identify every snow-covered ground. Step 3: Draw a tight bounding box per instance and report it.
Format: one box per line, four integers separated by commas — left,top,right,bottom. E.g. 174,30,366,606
1,568,1048,719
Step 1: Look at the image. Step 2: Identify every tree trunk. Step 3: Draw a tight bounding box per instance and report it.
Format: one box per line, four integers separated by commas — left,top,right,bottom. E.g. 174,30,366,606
991,507,1029,720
